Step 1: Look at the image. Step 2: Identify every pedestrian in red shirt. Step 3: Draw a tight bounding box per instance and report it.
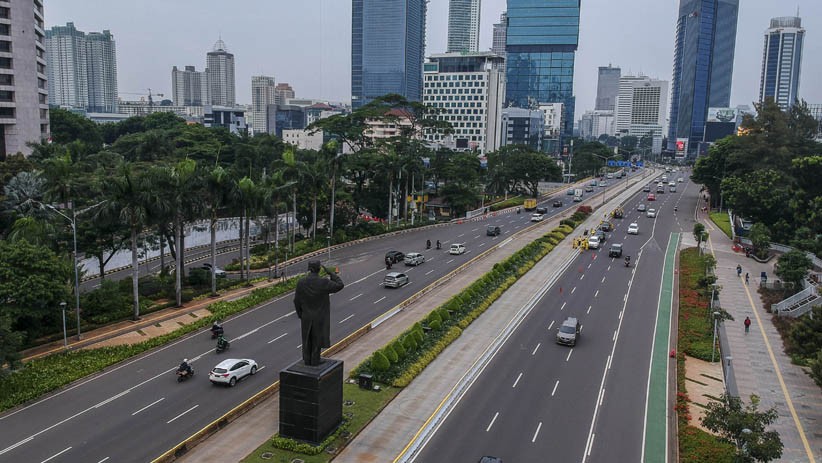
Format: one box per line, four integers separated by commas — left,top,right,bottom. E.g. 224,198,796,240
744,316,751,334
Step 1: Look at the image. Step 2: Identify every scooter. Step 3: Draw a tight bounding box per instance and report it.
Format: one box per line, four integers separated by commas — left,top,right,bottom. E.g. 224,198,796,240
624,257,631,267
210,324,224,339
426,240,431,250
216,338,230,354
436,241,441,250
176,368,194,382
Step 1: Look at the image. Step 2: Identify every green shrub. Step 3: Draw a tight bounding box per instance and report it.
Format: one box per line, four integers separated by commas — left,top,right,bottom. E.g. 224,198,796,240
383,345,398,364
402,334,417,352
371,351,390,371
438,308,451,321
546,237,559,246
413,329,424,344
392,341,407,360
393,326,462,387
809,349,822,387
426,310,442,326
429,319,442,331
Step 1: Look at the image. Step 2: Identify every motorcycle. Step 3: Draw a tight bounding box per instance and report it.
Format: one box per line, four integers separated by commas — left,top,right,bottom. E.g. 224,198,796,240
436,240,441,250
216,337,230,354
176,368,194,382
210,324,224,339
385,260,392,270
624,257,631,267
426,240,431,250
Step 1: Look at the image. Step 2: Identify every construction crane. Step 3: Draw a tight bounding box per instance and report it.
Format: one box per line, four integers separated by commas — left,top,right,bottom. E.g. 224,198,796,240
119,89,164,108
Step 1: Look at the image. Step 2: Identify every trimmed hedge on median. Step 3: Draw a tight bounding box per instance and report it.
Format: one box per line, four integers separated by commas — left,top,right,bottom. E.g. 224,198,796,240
0,277,300,412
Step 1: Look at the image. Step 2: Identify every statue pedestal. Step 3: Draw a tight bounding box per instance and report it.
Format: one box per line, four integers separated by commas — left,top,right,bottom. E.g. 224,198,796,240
279,359,343,444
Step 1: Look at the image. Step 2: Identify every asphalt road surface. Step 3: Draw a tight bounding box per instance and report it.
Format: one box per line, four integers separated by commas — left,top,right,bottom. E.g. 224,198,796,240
0,174,651,463
413,172,697,463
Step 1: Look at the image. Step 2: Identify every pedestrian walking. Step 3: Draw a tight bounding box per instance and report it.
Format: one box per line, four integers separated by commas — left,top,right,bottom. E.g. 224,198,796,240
744,316,751,334
737,264,742,277
745,272,749,284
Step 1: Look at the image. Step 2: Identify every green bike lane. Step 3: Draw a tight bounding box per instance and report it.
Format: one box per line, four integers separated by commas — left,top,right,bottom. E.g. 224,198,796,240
642,232,679,463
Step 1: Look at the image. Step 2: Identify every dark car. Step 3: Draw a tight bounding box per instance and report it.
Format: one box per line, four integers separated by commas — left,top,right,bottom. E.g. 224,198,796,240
479,458,503,463
552,200,563,207
608,243,623,257
600,221,613,232
536,206,548,214
594,228,606,242
486,225,501,236
385,250,404,263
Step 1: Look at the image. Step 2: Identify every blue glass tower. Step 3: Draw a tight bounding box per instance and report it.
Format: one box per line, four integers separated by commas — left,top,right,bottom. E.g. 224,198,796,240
351,0,427,109
667,0,739,154
759,17,804,110
504,0,580,137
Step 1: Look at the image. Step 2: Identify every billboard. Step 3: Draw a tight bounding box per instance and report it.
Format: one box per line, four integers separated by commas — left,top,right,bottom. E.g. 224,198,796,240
707,107,738,123
675,138,688,157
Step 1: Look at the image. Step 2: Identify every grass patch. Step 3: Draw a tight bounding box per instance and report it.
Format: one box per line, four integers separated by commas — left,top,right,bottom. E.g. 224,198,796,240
676,247,736,463
240,383,400,463
709,212,732,239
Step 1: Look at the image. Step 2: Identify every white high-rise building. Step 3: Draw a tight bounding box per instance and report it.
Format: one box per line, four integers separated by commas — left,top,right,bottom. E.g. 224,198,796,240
447,0,481,53
172,65,209,106
422,51,505,153
250,75,276,135
579,110,615,141
46,23,117,113
491,12,506,58
206,39,235,106
759,16,804,110
615,75,668,155
2,0,49,156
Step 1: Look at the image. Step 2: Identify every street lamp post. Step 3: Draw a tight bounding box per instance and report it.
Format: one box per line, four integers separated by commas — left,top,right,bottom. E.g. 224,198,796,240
43,201,105,340
60,301,67,348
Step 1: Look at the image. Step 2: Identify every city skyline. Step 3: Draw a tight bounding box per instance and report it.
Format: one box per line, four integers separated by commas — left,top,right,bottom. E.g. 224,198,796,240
45,0,822,117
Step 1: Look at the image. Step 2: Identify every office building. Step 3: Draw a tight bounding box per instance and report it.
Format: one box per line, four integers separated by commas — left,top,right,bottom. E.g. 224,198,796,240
595,65,621,111
171,65,209,106
759,16,804,110
1,0,49,156
807,104,822,141
46,22,118,113
204,105,245,134
206,39,235,106
579,110,615,141
491,12,507,58
447,0,481,53
251,75,276,135
351,0,427,108
500,107,544,150
615,75,668,155
274,83,295,106
505,0,580,137
668,0,739,155
423,52,505,153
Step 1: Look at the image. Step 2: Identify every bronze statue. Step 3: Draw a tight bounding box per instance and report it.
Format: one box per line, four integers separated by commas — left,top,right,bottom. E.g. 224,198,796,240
293,261,345,366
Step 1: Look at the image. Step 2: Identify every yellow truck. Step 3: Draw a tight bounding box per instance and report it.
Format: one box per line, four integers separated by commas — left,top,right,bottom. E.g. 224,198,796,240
523,198,537,211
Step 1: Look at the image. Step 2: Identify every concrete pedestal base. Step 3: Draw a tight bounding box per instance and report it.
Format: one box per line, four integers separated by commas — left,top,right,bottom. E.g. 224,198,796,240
279,358,343,444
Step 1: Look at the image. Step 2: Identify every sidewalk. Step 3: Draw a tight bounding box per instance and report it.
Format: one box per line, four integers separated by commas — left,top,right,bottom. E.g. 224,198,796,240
702,214,821,462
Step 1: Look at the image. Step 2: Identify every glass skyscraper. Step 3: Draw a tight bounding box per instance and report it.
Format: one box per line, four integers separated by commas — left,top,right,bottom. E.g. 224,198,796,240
351,0,427,109
759,17,804,110
667,0,739,155
504,0,580,137
447,0,481,53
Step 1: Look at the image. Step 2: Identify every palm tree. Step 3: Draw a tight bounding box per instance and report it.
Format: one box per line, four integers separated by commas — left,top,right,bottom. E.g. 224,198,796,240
99,162,151,320
204,164,232,295
236,176,261,284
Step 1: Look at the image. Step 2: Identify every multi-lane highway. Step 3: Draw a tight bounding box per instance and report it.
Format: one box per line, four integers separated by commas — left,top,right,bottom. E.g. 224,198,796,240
0,174,649,463
413,172,697,462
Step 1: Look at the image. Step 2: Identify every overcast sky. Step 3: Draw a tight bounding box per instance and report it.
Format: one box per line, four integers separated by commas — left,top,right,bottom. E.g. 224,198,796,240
46,0,821,118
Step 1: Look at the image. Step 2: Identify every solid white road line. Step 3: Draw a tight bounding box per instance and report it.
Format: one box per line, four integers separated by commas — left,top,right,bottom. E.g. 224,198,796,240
512,372,523,388
446,259,454,264
349,293,362,301
339,314,355,324
267,333,287,344
532,422,542,443
41,447,72,463
594,290,599,298
601,276,606,283
566,349,573,362
551,380,559,396
532,343,541,355
131,397,165,416
167,405,199,424
486,412,499,432
373,296,386,304
94,390,129,408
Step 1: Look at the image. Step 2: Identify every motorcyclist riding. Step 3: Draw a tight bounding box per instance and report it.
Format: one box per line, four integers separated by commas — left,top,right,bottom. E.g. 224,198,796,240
216,334,229,351
625,255,631,267
210,321,224,338
179,359,192,375
436,240,441,250
385,256,392,270
516,206,521,214
426,239,431,249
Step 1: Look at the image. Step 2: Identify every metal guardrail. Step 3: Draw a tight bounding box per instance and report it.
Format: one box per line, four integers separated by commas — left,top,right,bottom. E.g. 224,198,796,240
773,285,815,313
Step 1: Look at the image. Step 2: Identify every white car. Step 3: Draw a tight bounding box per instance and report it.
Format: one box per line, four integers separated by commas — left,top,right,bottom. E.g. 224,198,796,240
209,358,258,387
449,243,466,255
587,235,601,249
677,177,684,183
530,213,544,222
647,208,657,218
404,252,425,266
627,223,639,235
